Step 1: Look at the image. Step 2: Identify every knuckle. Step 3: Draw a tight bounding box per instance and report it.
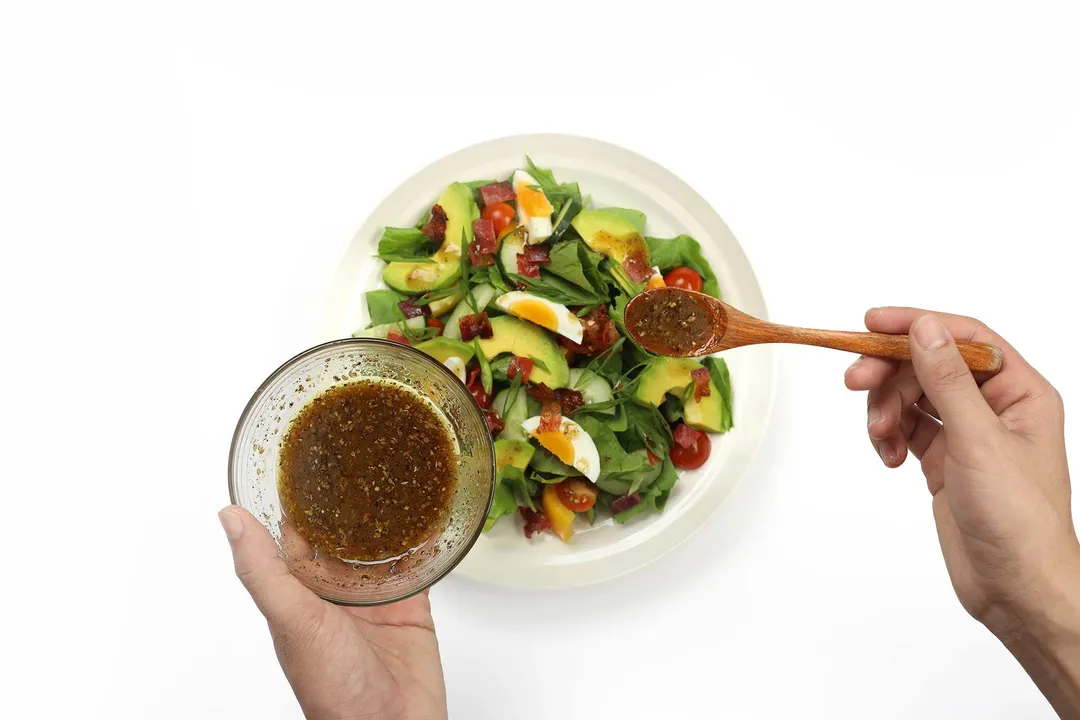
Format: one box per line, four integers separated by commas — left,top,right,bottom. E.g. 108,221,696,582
932,359,969,389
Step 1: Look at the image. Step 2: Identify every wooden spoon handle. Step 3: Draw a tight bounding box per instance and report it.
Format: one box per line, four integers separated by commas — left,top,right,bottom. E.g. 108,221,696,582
773,328,1003,374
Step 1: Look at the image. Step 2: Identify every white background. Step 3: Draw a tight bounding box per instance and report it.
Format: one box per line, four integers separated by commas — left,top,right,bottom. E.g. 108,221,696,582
3,2,1078,718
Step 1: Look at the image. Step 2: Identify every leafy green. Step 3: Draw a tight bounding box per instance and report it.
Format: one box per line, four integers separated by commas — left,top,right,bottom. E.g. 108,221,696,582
366,289,408,326
490,356,510,383
410,284,462,307
577,414,650,478
621,403,673,456
581,244,610,294
584,507,596,525
459,228,480,314
645,235,721,298
660,395,684,423
546,240,595,291
399,321,440,344
705,356,734,432
484,483,517,531
529,447,577,476
473,339,493,395
376,227,436,262
509,269,609,306
524,156,582,214
500,465,536,510
614,490,659,524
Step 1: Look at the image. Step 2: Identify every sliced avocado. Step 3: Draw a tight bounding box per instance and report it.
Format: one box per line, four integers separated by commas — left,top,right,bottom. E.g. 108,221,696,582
633,356,727,433
477,315,570,388
495,438,535,471
413,337,474,365
571,208,652,294
428,292,462,317
383,183,477,295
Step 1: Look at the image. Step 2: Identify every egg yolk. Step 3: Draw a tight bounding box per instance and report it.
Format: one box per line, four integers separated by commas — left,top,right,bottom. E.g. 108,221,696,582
535,430,576,466
511,299,559,331
516,183,553,218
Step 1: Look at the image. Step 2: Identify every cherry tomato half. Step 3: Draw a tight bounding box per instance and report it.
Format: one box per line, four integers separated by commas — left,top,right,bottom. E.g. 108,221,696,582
466,370,493,409
663,266,703,293
555,477,598,512
386,330,411,346
669,424,711,469
481,202,516,238
427,317,445,335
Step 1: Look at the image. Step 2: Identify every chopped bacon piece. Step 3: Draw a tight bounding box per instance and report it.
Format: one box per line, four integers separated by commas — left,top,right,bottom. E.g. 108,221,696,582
458,311,493,341
479,181,516,207
397,298,426,319
691,367,712,402
673,423,704,449
622,249,653,283
483,409,505,436
522,244,550,263
507,356,534,384
538,400,563,433
563,306,620,356
472,218,498,254
385,330,411,346
420,204,448,243
516,254,541,279
610,493,642,515
528,383,555,403
554,388,584,415
515,280,528,291
520,507,551,538
468,242,495,266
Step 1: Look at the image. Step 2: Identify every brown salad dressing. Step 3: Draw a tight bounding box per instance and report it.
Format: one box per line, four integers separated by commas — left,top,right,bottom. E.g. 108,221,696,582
624,287,724,356
279,380,457,562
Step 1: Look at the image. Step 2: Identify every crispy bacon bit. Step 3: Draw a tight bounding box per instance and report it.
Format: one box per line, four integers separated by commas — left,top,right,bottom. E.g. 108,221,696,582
691,367,712,402
459,311,493,341
527,384,584,415
622,250,653,283
472,218,498,254
507,356,534,385
520,507,551,538
468,242,495,266
563,306,620,356
397,298,426,319
522,244,550,263
515,280,528,291
479,181,515,207
554,388,584,415
386,330,411,346
420,204,448,243
610,492,642,515
483,409,505,436
538,400,563,433
516,254,541,279
673,423,704,449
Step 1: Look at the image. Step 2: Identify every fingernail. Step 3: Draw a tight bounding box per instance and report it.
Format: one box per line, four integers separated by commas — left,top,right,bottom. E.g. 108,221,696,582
219,508,243,541
913,315,948,350
878,440,897,465
867,405,882,428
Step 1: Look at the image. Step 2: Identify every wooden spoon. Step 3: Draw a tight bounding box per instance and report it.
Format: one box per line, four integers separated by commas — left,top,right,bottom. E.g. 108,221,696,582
623,287,1003,374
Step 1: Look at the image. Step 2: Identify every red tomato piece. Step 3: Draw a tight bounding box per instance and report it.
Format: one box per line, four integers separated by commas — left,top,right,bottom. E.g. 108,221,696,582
646,449,661,466
663,267,703,293
507,356,534,384
481,202,516,237
427,317,444,335
466,367,494,408
555,478,598,512
385,330,410,346
670,423,711,469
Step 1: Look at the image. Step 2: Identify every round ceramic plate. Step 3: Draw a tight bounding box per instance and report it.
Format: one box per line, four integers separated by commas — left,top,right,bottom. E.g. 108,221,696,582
323,134,774,588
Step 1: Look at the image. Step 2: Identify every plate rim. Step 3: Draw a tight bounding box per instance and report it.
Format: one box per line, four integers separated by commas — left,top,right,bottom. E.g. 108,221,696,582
323,133,775,589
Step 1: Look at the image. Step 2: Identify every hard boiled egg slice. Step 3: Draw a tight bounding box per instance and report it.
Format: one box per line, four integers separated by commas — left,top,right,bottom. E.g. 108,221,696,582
512,170,554,244
521,415,601,482
646,266,666,289
494,291,583,344
442,356,467,383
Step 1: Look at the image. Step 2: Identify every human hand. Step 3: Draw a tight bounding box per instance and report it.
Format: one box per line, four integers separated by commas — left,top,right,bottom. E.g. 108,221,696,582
844,308,1075,633
219,506,447,720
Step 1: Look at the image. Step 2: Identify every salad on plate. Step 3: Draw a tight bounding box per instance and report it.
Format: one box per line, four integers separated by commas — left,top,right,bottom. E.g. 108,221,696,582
354,159,734,542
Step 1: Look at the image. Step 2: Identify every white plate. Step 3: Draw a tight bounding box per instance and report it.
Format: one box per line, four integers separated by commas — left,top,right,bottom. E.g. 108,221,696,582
323,134,774,588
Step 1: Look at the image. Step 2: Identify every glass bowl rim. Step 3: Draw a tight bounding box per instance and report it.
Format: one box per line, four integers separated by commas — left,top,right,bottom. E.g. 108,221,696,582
227,336,497,605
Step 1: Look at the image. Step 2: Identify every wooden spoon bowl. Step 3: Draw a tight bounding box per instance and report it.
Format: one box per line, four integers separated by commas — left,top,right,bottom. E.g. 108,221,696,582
623,287,1002,374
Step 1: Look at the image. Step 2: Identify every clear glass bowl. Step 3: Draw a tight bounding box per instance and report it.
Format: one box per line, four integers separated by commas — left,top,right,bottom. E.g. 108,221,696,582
229,338,495,605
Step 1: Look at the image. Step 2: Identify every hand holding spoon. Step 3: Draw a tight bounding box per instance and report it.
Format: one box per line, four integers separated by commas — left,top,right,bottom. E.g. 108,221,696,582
623,287,1003,374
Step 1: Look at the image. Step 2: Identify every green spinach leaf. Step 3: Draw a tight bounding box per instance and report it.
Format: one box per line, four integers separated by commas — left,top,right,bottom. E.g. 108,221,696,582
704,356,734,432
645,235,721,297
378,227,436,262
365,289,408,326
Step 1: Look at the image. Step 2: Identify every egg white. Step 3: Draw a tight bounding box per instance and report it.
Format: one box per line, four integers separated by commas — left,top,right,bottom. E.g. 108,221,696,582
512,169,553,244
442,356,467,383
494,291,584,344
521,415,601,482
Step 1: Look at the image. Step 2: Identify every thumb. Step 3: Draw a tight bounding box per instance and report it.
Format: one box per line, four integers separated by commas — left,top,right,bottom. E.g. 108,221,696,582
908,314,997,436
218,505,322,628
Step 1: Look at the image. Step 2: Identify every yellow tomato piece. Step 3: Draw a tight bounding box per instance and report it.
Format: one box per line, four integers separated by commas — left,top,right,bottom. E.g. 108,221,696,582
542,484,576,542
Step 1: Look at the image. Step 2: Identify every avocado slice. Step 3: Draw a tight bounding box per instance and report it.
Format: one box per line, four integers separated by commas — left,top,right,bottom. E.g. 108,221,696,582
383,182,477,295
413,337,475,365
477,315,570,388
633,356,727,433
495,438,535,471
571,208,652,293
